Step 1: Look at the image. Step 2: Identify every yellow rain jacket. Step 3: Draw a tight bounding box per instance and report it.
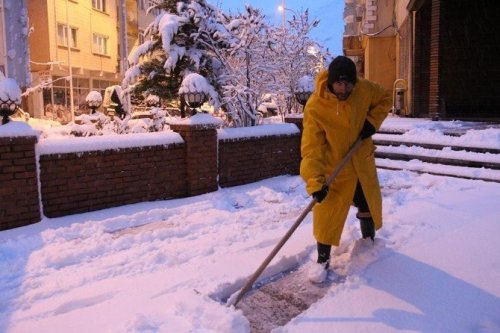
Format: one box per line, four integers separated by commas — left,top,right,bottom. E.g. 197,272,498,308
300,71,391,246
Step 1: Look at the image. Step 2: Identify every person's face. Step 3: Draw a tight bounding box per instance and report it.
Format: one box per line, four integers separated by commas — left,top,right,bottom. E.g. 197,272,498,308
331,80,354,101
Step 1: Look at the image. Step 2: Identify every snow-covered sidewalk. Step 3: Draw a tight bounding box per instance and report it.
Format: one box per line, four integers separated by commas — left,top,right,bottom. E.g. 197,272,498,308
1,168,499,332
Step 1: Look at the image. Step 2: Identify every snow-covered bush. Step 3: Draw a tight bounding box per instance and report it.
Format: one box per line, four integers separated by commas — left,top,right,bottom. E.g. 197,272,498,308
69,106,170,137
145,94,160,107
71,112,113,137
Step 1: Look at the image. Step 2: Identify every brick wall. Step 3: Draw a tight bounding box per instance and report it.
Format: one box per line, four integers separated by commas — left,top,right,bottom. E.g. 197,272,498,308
413,0,432,118
0,136,40,230
218,133,301,187
428,0,441,120
1,121,303,229
40,143,187,218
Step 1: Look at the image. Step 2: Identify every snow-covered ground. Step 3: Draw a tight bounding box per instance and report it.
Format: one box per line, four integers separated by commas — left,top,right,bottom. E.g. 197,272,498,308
0,116,499,332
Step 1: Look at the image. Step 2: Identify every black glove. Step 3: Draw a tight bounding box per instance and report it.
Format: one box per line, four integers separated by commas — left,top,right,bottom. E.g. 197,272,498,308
312,185,329,203
360,120,376,139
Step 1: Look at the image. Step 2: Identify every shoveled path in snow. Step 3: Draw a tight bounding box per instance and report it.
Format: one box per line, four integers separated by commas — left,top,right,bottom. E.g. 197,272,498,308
233,236,389,332
237,265,340,333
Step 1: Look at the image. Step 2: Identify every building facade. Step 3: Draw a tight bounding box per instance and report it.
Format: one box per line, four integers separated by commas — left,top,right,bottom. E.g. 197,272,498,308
343,0,500,120
26,0,156,122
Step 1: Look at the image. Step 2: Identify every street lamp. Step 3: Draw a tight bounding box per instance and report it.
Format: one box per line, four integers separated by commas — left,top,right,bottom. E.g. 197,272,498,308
295,91,312,107
179,73,210,116
0,78,21,125
278,1,299,31
66,0,75,122
0,98,19,125
85,91,102,114
278,0,286,30
182,91,206,111
295,75,314,111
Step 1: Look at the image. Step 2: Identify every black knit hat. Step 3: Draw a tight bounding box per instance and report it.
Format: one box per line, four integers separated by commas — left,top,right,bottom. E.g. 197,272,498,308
327,56,357,85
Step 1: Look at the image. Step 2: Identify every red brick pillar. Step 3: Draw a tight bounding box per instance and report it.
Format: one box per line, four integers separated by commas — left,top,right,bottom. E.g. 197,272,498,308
285,116,303,134
429,0,441,120
0,135,41,230
170,123,218,196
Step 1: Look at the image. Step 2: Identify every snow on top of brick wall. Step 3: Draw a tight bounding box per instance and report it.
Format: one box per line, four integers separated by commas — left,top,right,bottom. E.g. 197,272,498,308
0,120,38,138
37,131,184,155
169,113,224,126
218,123,300,140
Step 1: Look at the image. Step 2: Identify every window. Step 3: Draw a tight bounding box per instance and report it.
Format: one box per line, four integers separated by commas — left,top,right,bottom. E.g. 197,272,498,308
93,34,108,55
43,76,71,122
92,79,119,102
42,76,91,121
57,24,77,48
92,0,106,12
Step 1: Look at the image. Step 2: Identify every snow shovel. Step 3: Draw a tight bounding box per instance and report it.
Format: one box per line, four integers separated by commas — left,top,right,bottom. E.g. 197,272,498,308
230,138,364,307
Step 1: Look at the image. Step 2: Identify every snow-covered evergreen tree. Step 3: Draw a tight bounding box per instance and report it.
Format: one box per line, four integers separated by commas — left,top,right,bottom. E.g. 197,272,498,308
124,0,228,117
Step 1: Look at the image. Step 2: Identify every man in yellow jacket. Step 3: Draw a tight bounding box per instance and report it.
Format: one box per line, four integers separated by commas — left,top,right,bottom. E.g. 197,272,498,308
300,56,392,283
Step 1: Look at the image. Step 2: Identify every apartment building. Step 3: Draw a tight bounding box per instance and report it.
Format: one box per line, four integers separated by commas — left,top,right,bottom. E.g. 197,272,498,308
26,0,157,122
343,0,500,120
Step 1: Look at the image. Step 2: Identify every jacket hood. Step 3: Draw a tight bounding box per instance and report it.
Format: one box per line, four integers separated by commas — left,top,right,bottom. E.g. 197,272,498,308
313,70,330,100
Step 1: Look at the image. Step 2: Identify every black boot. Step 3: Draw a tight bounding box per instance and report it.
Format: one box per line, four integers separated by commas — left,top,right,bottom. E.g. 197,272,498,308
317,242,331,269
359,218,375,241
353,183,375,241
